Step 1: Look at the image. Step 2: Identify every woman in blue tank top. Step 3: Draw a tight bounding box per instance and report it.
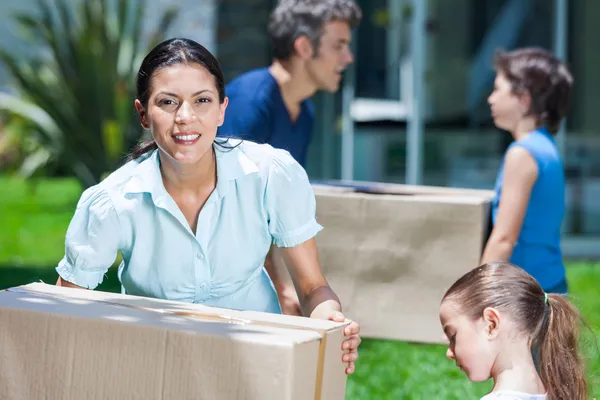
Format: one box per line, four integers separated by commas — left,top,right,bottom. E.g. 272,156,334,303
482,48,573,294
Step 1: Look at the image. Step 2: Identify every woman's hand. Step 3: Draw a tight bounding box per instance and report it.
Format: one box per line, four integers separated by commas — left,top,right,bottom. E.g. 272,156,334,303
331,311,360,375
311,307,360,375
279,239,360,373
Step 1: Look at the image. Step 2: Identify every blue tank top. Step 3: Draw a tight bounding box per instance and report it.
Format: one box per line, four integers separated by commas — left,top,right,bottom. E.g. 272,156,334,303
492,127,566,290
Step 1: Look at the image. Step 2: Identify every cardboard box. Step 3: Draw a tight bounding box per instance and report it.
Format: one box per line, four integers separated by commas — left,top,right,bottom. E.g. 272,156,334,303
312,180,494,344
0,283,349,400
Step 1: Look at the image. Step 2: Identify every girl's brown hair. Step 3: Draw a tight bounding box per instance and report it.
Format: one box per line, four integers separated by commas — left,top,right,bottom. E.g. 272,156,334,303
494,47,573,134
442,261,587,400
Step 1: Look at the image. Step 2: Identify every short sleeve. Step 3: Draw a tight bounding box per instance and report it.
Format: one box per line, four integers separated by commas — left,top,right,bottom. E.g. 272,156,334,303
265,150,323,247
55,186,122,289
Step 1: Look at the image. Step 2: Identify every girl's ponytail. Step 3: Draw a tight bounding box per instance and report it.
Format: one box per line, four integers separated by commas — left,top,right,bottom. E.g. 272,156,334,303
536,294,587,400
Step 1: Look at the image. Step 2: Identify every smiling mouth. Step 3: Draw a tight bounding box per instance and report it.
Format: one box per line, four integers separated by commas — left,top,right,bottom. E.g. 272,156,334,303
172,133,201,145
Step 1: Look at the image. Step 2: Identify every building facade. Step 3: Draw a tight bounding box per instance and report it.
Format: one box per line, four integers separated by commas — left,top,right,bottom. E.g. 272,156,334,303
0,0,597,255
216,0,600,256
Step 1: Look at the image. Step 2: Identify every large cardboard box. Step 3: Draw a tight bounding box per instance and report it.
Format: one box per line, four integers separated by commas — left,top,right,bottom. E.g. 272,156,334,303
312,181,494,344
0,283,349,400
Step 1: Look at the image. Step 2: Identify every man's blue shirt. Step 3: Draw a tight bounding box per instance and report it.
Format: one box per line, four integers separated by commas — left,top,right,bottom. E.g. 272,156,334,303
218,68,314,167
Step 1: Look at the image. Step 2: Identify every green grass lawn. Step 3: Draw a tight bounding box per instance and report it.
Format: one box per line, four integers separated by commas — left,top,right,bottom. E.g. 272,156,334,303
0,176,598,399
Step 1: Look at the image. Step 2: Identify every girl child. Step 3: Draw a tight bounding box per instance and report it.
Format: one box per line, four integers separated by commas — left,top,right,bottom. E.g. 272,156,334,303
440,261,588,400
483,47,573,295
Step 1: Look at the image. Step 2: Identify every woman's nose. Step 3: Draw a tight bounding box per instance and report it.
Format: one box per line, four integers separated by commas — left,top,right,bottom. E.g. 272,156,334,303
176,102,195,123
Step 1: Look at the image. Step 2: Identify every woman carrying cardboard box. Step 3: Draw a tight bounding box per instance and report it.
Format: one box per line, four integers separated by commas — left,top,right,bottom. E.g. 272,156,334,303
482,47,573,294
55,38,360,374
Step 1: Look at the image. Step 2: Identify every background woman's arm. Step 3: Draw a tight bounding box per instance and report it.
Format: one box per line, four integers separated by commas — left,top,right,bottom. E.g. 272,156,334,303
481,146,538,264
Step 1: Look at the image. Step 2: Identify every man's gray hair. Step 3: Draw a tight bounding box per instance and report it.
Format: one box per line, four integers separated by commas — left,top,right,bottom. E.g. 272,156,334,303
268,0,362,60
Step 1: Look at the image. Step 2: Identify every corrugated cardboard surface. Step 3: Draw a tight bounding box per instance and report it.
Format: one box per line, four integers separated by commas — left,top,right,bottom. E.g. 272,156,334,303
312,181,494,344
0,283,349,400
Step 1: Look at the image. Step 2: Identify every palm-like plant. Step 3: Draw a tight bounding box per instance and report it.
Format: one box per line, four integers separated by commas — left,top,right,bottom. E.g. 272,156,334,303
0,0,178,188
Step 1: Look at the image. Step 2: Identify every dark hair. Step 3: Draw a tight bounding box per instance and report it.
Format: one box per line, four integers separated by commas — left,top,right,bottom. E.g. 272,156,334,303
128,38,230,160
442,262,588,400
268,0,362,61
494,47,573,134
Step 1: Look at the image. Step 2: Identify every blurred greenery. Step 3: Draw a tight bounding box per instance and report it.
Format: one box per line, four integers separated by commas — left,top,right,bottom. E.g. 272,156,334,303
0,175,597,399
0,0,178,188
0,114,52,179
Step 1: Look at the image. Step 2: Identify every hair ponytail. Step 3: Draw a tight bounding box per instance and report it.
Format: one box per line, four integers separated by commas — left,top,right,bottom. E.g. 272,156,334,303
126,138,158,161
536,294,587,400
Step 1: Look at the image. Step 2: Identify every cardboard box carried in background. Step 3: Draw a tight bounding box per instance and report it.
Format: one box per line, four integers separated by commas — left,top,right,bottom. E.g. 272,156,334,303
312,181,494,344
0,283,349,400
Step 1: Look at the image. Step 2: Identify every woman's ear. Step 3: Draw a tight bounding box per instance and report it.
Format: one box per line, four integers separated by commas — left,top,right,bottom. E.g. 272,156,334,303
482,307,501,339
134,99,150,129
218,97,229,127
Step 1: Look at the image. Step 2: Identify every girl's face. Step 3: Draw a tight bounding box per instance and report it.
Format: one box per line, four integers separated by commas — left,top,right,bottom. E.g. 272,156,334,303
487,72,530,133
135,63,228,165
439,300,499,382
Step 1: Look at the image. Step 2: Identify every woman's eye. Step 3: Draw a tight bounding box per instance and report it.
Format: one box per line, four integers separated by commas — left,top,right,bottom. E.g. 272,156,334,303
196,97,211,103
160,99,177,106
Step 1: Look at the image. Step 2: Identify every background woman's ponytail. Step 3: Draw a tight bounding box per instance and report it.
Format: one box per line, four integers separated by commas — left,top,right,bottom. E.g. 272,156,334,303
536,294,587,400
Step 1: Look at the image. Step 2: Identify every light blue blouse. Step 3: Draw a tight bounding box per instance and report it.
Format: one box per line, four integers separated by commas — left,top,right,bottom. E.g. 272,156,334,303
56,139,323,314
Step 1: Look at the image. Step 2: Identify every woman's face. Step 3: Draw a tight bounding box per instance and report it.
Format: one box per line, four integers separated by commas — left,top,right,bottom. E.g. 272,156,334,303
135,63,228,165
487,72,529,133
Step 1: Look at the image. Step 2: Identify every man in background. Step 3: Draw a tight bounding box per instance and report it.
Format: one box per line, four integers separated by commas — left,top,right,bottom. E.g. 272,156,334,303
218,0,362,315
219,0,362,168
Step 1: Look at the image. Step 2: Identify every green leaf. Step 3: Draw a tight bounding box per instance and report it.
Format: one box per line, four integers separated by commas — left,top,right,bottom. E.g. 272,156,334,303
0,0,180,188
20,148,53,178
0,93,61,143
102,119,124,163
